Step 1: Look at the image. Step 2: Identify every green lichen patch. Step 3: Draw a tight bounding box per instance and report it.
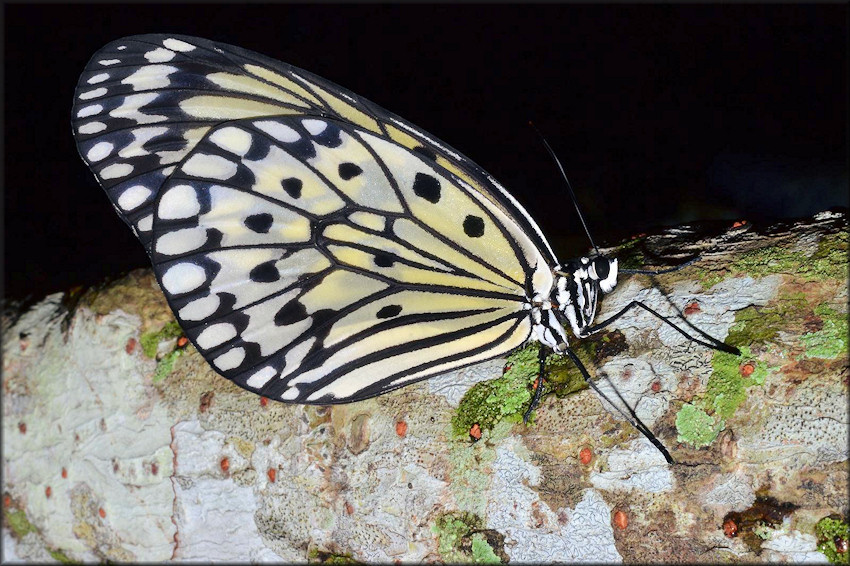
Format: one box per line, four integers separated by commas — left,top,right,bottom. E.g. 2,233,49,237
543,349,591,400
140,320,184,358
140,319,186,383
726,289,819,350
694,267,727,290
675,403,722,447
470,533,502,563
446,422,504,514
800,304,848,359
815,516,850,564
725,287,847,366
431,511,503,563
451,346,538,438
546,331,626,399
47,548,74,563
695,230,847,289
4,508,37,538
452,333,626,438
307,548,360,564
809,231,850,280
675,346,768,447
731,232,847,281
735,232,847,281
726,306,784,347
706,348,767,420
752,521,774,541
152,349,182,384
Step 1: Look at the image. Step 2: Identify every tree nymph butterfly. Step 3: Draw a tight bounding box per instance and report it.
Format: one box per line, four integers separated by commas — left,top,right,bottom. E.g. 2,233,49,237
72,35,739,463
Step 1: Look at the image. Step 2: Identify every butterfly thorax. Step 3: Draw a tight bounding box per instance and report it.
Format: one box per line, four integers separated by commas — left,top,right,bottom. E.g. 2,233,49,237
530,256,618,352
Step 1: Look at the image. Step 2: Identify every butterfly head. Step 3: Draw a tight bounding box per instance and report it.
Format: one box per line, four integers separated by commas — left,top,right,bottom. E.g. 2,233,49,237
589,256,619,293
558,256,619,293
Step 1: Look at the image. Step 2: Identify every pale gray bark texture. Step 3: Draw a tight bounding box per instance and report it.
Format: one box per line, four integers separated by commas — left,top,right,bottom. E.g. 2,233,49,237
2,211,847,563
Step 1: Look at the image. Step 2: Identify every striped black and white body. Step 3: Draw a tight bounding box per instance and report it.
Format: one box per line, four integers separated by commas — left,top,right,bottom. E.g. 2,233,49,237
71,35,628,405
536,256,619,351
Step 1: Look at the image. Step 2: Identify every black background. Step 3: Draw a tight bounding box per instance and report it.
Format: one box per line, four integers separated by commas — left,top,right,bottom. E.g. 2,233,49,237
3,4,847,301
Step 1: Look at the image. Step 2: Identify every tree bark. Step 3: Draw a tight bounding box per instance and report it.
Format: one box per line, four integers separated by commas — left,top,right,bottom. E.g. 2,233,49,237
3,211,847,563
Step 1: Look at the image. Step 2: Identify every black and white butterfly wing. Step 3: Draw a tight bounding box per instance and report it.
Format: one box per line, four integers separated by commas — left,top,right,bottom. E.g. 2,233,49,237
72,35,558,403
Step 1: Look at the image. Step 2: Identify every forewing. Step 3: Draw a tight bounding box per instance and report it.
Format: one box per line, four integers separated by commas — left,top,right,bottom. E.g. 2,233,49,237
151,116,535,402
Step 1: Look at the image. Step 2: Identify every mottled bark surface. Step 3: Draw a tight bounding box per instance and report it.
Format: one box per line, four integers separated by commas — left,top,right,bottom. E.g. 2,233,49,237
3,211,847,563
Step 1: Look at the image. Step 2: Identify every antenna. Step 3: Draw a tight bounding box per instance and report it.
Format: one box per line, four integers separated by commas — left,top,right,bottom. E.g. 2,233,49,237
529,121,599,256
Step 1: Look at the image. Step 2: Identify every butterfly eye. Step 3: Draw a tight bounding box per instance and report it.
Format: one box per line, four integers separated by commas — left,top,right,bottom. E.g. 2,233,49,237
593,257,610,280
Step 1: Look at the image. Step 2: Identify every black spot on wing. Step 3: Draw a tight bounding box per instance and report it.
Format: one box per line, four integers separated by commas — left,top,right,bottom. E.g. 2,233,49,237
244,213,273,233
412,172,441,203
282,177,303,199
338,162,362,180
274,300,308,326
374,253,395,268
249,260,280,283
463,215,485,238
376,305,402,319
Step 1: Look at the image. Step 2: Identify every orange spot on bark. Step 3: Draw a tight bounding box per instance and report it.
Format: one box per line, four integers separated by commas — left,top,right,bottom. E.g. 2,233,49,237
740,363,755,377
579,447,593,465
151,462,158,475
469,423,482,441
396,421,408,437
18,422,25,434
45,486,52,498
344,502,354,515
684,301,701,315
260,397,268,407
199,391,214,412
98,507,106,519
613,510,628,530
723,517,738,537
732,220,747,228
651,381,661,393
267,468,277,483
3,495,11,508
177,336,189,348
125,338,137,354
61,467,67,479
220,458,230,473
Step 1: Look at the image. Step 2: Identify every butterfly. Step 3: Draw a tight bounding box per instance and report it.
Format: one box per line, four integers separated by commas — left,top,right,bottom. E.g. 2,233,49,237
72,35,737,460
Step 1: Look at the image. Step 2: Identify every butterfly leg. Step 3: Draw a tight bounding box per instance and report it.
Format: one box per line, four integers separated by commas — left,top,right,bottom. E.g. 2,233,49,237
562,346,675,464
587,300,740,355
523,346,549,423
